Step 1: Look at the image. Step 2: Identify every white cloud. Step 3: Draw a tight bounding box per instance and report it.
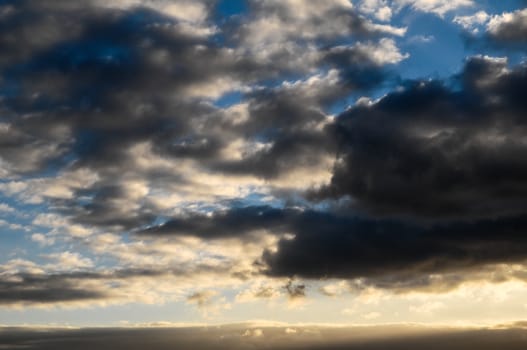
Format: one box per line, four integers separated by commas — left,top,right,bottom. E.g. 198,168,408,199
33,213,94,238
0,204,14,213
359,0,393,21
31,233,55,247
353,38,409,65
97,0,209,23
487,9,527,35
0,168,98,204
320,281,351,297
43,252,94,270
407,34,435,43
240,0,406,65
395,0,474,16
454,11,489,32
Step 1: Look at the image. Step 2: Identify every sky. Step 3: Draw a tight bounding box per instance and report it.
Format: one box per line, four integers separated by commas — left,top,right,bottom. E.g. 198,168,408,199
0,0,527,342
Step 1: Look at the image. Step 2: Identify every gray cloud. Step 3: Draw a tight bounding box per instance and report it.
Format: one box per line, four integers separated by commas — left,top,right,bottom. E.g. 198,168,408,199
2,0,527,305
1,324,527,350
263,211,527,288
315,56,527,219
487,8,527,45
140,206,294,238
140,204,527,290
0,0,399,233
284,280,306,299
0,265,235,306
0,272,107,305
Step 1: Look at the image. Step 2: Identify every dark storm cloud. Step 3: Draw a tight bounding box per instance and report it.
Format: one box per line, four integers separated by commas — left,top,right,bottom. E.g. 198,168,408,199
141,204,527,288
1,325,527,350
140,206,295,238
315,56,527,219
263,211,527,286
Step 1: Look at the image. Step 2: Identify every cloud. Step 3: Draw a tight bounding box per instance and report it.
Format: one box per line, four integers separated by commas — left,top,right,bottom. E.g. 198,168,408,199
284,280,306,299
359,0,475,21
98,0,212,24
139,206,295,239
139,203,527,292
242,0,405,44
0,1,226,177
1,0,526,315
187,290,218,308
263,210,527,289
316,56,527,219
187,290,231,317
454,11,489,33
243,58,527,289
394,0,474,17
2,324,527,349
409,301,446,314
42,252,94,270
235,282,282,303
0,271,108,306
31,233,55,247
319,281,350,297
0,204,15,213
0,269,193,307
359,0,393,22
487,8,527,45
0,246,258,308
0,0,402,238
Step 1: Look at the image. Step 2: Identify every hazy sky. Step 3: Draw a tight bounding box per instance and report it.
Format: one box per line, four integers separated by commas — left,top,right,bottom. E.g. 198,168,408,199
0,0,527,330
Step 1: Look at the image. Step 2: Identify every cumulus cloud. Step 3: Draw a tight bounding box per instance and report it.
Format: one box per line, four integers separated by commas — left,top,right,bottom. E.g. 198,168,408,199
0,0,402,238
359,0,394,22
129,56,527,292
263,212,527,289
487,8,527,45
316,56,527,219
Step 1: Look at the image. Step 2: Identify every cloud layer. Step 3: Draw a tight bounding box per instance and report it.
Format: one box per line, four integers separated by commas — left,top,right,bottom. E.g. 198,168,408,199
0,0,526,318
2,324,527,350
